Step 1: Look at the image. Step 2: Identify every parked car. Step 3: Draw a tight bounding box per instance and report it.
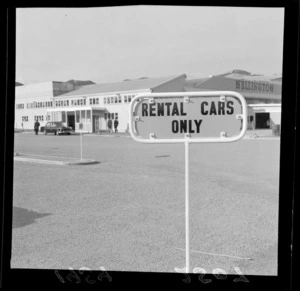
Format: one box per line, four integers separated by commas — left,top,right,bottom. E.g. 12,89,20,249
42,122,72,135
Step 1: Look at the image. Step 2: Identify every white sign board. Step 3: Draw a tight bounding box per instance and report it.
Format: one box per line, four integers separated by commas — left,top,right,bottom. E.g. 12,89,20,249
129,91,247,143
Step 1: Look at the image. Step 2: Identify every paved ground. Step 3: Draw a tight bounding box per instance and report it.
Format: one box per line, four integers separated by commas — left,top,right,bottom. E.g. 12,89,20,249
11,132,280,275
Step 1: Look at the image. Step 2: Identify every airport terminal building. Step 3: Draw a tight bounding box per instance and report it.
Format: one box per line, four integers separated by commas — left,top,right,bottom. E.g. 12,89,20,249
15,70,282,133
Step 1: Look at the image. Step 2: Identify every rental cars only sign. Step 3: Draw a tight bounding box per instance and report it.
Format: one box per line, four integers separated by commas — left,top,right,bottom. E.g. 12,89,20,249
129,91,247,274
129,91,247,143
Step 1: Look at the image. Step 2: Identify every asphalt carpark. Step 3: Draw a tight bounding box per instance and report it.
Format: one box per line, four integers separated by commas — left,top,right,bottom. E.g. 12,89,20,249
11,132,280,275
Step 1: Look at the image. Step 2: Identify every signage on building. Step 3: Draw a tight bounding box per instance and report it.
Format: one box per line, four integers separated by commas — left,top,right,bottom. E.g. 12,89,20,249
129,91,247,143
235,80,274,93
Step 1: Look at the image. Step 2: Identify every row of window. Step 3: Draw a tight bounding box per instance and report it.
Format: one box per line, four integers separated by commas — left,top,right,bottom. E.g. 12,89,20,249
21,115,50,122
104,96,122,104
104,112,118,120
17,94,136,110
103,94,135,104
16,104,25,109
75,110,91,123
55,98,86,107
27,101,53,109
89,98,99,105
34,115,46,121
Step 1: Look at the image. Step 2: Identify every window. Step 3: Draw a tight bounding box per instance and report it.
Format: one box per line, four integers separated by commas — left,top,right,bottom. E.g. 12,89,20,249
124,96,128,103
89,99,93,105
104,97,107,104
76,111,80,123
128,95,132,102
118,95,122,103
111,97,114,104
115,113,118,120
81,110,86,122
62,112,66,123
87,110,91,122
22,116,28,122
95,98,99,105
107,97,110,104
104,113,107,120
108,113,111,119
115,96,118,103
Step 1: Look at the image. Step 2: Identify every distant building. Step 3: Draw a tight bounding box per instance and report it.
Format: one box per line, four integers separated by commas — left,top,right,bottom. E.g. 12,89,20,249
185,70,281,130
47,74,186,132
15,81,76,130
15,70,282,133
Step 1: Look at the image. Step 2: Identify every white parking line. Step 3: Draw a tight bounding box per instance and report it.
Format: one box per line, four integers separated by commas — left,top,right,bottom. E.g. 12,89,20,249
174,247,252,260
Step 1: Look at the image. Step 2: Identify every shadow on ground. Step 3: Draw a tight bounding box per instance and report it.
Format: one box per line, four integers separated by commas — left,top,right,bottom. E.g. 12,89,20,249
13,207,51,229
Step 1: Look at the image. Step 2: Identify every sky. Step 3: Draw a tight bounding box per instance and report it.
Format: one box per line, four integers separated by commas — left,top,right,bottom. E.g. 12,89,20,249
16,6,284,84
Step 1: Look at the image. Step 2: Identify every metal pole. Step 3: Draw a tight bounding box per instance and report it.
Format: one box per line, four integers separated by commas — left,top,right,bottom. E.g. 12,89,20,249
185,140,190,273
80,132,83,160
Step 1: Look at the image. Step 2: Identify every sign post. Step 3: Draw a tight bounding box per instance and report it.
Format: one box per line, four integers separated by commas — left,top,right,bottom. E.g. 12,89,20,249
79,123,83,160
80,132,83,160
185,139,190,273
129,91,247,273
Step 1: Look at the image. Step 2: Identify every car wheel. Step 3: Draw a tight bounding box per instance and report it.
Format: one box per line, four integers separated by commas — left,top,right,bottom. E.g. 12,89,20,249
68,133,70,135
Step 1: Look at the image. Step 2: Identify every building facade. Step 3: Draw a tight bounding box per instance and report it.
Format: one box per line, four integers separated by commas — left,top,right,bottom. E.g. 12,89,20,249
185,70,282,130
15,81,75,130
40,74,186,133
15,70,282,133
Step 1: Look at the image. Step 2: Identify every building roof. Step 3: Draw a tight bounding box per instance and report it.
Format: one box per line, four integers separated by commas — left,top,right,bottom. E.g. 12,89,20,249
184,77,211,88
57,75,186,97
214,69,282,83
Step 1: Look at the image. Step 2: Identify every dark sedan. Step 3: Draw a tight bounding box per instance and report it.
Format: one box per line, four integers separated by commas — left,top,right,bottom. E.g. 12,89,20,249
42,122,72,135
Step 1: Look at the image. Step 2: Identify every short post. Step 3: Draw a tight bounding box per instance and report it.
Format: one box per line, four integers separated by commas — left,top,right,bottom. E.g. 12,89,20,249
185,139,190,273
80,132,83,160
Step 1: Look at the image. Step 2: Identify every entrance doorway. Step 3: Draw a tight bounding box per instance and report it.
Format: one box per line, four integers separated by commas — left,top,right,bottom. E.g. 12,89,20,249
255,112,270,129
67,113,75,131
93,115,100,133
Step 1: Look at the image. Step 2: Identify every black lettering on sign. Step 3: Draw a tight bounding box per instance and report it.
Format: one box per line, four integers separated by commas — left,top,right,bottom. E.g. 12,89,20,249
149,103,156,116
194,119,202,133
201,102,208,115
218,101,225,115
180,120,187,133
226,101,234,115
172,119,203,134
172,103,180,116
180,102,187,116
210,102,217,115
157,103,164,116
188,120,195,133
172,120,179,133
142,103,148,116
165,103,172,116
